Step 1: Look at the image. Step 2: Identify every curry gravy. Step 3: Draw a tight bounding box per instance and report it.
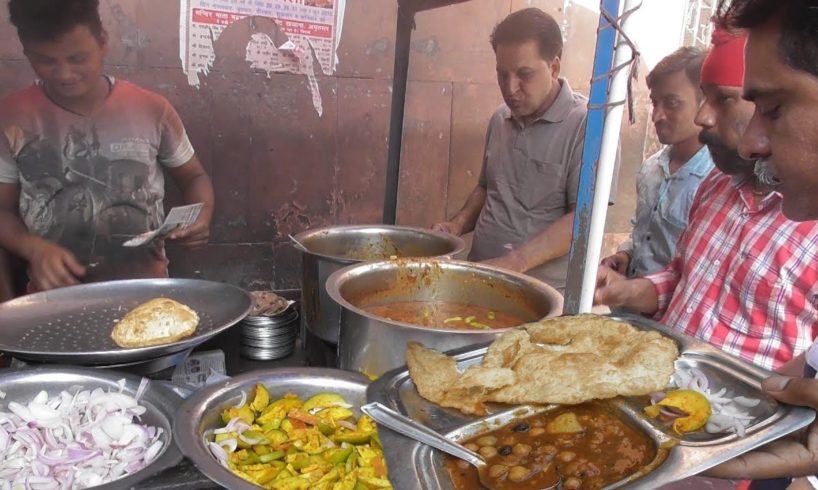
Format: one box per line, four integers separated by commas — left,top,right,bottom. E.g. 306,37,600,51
362,301,526,330
446,402,657,490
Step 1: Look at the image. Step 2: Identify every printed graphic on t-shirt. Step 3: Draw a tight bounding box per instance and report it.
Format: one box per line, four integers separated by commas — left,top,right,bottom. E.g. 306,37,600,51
17,124,163,265
0,80,196,281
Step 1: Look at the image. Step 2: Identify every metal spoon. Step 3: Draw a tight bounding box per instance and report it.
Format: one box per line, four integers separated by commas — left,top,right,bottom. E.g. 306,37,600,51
287,234,309,252
361,402,561,490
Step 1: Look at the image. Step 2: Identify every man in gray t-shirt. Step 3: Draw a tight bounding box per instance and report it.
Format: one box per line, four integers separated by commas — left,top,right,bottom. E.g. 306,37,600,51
433,8,591,293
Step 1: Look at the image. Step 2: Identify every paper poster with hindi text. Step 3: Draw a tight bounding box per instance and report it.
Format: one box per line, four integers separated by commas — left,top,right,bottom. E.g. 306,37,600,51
179,0,345,116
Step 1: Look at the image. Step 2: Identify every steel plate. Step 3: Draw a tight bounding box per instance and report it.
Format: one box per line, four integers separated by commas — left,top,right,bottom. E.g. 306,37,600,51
0,366,184,489
367,313,816,489
174,368,370,490
0,278,252,364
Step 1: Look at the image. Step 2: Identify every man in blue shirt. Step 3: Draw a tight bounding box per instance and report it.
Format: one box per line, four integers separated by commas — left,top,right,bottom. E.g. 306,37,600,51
602,47,713,277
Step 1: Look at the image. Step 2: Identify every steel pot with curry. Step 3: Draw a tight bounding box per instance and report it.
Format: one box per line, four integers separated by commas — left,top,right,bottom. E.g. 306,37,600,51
325,259,563,377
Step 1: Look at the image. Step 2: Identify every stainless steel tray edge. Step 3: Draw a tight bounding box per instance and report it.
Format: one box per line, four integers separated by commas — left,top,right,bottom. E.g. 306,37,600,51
368,314,817,490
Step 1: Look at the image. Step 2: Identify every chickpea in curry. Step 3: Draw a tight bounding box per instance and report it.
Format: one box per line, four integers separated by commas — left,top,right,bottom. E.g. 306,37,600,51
446,402,658,490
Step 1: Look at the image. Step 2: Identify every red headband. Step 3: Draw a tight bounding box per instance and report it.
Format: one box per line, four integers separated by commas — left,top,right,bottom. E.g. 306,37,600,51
700,26,747,87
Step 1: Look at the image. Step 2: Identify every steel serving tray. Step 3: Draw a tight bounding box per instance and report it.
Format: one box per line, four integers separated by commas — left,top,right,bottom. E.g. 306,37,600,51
173,368,370,490
0,366,185,489
367,313,816,489
0,278,252,364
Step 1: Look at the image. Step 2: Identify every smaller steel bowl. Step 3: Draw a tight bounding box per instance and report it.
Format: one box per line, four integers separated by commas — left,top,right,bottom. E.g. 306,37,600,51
173,368,370,490
0,366,184,489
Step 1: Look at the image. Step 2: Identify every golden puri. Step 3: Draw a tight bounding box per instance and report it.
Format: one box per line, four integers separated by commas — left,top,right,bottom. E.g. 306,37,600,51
111,298,199,348
406,315,679,415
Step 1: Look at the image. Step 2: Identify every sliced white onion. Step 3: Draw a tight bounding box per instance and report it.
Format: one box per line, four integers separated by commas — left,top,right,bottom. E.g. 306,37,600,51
0,381,165,489
208,442,229,466
216,438,238,452
144,440,163,463
734,396,761,408
8,402,34,422
214,418,251,435
238,432,264,445
135,379,149,402
233,391,247,409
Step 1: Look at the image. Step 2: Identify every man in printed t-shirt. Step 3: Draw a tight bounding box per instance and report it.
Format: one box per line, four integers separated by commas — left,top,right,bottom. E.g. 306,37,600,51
0,0,214,292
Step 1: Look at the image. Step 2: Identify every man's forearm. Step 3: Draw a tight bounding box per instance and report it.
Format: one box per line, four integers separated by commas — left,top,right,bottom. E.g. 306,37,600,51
620,278,660,314
0,211,43,262
0,247,15,301
449,185,486,235
512,211,575,271
181,173,215,223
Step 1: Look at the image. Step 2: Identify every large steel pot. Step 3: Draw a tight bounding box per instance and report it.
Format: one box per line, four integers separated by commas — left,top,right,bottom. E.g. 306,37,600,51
293,226,466,346
325,258,563,376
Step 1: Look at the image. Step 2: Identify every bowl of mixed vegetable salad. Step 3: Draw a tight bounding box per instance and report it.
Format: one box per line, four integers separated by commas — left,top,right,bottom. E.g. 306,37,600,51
173,368,391,490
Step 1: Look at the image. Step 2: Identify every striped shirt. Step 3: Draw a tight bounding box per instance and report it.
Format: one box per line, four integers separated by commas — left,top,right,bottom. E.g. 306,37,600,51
645,169,818,370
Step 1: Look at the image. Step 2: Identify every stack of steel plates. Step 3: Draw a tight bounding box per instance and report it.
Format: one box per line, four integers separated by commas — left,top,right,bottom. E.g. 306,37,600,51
239,307,299,360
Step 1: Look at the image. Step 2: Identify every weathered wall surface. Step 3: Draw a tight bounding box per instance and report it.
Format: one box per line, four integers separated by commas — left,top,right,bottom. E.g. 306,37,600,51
0,0,657,290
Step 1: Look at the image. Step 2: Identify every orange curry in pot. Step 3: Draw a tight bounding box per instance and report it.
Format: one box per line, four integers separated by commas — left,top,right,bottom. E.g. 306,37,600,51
363,301,527,330
446,402,660,490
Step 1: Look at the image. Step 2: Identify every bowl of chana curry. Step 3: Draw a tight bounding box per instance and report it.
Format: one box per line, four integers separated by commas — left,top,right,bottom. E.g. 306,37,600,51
445,401,665,490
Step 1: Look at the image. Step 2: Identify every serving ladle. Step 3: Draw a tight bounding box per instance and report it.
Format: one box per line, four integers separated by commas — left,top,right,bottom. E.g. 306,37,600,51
361,402,561,490
287,234,309,253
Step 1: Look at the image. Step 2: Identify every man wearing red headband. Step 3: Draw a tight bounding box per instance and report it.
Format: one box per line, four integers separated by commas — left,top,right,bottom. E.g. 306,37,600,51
701,1,818,488
594,26,818,373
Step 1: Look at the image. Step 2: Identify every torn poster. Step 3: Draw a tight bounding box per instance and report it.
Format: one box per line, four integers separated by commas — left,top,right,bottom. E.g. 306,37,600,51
179,0,346,116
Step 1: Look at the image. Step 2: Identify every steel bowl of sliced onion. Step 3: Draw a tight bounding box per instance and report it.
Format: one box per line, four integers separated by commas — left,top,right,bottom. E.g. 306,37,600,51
0,366,184,489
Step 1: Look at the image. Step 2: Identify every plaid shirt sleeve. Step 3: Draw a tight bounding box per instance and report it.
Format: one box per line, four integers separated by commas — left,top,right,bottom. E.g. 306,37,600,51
643,257,682,318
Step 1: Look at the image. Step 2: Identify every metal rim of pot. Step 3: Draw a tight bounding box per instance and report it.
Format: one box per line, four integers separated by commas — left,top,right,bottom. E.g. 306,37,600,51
292,224,467,264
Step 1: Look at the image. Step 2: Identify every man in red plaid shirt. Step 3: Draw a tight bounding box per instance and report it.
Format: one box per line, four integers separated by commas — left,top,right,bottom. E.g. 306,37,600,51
595,26,818,372
703,1,818,487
